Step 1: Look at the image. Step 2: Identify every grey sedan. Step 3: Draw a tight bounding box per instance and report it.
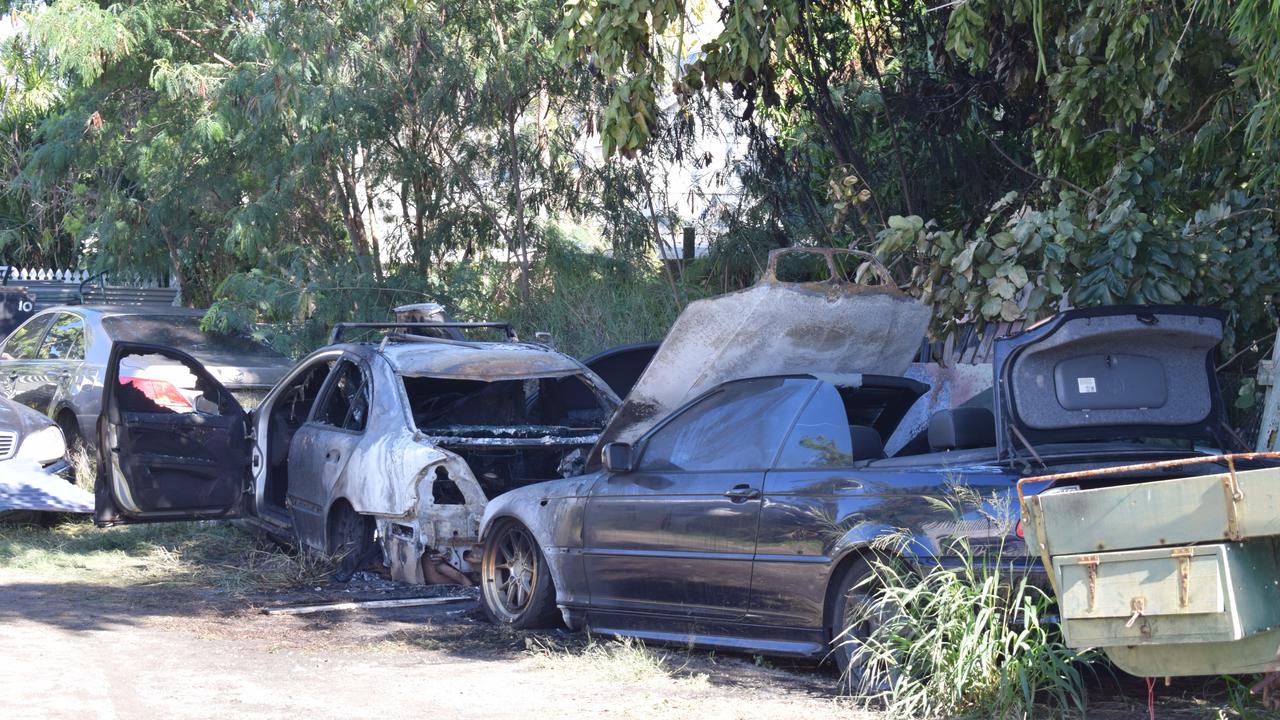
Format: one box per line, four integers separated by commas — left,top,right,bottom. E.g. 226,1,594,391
0,306,293,451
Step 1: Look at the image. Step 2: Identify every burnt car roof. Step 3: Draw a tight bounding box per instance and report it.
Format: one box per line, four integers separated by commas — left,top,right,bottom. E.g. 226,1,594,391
377,338,593,381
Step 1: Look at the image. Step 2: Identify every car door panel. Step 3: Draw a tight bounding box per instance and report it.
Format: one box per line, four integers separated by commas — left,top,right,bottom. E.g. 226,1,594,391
285,357,369,553
584,469,763,618
31,312,87,415
95,342,250,526
750,468,878,627
1,313,55,407
582,377,817,621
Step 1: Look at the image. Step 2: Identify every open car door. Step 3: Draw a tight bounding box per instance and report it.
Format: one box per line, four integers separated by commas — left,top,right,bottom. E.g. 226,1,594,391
95,342,252,526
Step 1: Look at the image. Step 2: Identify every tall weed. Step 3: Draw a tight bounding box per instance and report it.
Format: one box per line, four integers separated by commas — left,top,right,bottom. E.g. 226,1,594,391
840,488,1094,719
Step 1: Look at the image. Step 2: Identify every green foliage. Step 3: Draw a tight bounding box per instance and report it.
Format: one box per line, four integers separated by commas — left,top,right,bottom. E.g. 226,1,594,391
559,0,1280,355
206,230,697,359
843,489,1093,718
3,0,1278,374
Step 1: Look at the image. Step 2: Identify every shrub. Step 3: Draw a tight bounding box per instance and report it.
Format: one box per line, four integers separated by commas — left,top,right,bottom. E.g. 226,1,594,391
840,489,1094,718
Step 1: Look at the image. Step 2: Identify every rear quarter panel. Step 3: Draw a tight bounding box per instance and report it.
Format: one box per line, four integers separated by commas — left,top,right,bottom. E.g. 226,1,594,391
750,461,1021,629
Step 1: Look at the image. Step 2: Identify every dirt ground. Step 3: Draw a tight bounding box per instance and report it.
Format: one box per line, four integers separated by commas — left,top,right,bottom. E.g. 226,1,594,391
0,521,869,720
0,520,1260,720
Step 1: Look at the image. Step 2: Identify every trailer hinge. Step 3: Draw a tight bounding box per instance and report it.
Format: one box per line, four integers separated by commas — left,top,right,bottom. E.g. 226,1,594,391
1172,547,1194,608
1078,555,1100,612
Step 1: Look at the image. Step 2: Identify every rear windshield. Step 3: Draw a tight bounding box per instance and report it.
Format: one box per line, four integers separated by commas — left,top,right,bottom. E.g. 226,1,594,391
103,316,283,361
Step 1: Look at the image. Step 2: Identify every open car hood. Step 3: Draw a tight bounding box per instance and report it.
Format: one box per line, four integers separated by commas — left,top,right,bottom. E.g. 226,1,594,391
590,249,931,461
993,305,1230,456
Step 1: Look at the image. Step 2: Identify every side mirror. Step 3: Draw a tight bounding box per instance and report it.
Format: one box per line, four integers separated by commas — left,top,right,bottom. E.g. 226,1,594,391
602,442,635,474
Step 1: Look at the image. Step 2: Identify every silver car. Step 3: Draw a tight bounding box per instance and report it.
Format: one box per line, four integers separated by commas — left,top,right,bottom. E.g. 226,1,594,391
0,306,293,451
92,322,624,584
0,395,97,517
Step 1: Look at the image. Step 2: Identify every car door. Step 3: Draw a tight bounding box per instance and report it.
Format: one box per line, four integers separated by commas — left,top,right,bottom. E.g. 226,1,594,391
31,312,86,413
583,376,818,621
95,342,252,526
285,357,370,552
0,312,55,404
749,381,876,629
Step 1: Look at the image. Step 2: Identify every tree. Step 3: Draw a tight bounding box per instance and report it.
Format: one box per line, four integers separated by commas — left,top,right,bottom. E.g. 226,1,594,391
558,0,1280,348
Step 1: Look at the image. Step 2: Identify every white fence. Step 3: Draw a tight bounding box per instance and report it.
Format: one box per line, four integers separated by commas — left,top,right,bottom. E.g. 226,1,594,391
1,267,171,287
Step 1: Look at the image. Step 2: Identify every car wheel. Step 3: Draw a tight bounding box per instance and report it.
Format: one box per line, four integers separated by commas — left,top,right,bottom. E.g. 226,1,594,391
829,556,886,689
481,519,559,629
56,414,86,486
56,415,82,452
328,502,374,583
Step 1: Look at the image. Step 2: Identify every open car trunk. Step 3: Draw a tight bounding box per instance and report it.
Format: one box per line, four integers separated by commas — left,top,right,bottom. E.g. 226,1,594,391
994,305,1231,455
999,307,1280,678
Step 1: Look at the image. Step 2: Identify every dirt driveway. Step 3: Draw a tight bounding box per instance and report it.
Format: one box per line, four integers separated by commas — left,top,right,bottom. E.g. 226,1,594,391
0,520,1247,720
0,520,869,720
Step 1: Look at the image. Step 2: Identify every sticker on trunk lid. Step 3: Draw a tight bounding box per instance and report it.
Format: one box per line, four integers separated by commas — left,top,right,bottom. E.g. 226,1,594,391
1077,377,1097,393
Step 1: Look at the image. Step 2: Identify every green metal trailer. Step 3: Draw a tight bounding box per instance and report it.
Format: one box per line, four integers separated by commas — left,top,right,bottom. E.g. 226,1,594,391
1020,453,1280,685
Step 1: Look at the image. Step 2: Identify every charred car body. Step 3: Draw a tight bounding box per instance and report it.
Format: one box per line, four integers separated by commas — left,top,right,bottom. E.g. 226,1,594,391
94,321,621,583
476,249,1263,673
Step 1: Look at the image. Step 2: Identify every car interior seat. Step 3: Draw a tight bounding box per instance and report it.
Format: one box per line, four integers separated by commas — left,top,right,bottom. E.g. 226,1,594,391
848,425,885,461
927,407,996,451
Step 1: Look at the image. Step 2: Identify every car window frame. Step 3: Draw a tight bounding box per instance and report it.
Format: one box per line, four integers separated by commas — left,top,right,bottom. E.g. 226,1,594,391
632,376,819,474
773,381,861,470
36,311,87,361
0,312,57,361
308,356,372,435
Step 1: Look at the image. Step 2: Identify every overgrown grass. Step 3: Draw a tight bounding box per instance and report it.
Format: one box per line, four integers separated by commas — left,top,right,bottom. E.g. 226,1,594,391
67,443,95,492
526,634,709,687
0,518,331,595
840,487,1094,719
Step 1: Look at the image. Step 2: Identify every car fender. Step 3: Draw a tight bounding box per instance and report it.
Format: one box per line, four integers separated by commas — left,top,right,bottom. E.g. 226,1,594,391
480,475,598,611
826,521,936,590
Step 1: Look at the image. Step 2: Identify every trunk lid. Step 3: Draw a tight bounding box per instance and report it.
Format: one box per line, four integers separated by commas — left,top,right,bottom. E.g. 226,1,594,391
993,306,1230,457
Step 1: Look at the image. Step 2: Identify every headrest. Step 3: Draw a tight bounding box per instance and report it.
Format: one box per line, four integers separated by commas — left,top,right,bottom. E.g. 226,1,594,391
849,425,885,461
928,408,996,451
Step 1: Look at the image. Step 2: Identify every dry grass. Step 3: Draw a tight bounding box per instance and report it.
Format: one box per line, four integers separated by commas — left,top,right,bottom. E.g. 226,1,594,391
0,517,331,596
526,634,710,688
67,443,95,492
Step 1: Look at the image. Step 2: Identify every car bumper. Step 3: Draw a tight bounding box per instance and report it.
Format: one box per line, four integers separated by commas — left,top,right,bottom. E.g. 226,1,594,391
0,458,93,513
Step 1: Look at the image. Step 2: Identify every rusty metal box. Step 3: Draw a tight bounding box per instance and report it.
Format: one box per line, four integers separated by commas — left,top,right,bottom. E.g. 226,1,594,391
1053,539,1280,648
1030,467,1280,556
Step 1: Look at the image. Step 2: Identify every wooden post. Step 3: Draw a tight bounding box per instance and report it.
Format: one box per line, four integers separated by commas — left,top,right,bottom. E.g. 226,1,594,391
1256,331,1280,451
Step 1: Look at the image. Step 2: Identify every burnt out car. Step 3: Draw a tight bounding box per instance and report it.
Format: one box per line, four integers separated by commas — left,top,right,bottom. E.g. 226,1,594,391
475,249,1250,675
94,321,621,582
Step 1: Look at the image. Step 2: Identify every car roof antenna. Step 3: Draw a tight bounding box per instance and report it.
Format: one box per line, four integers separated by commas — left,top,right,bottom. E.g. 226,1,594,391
1010,424,1047,471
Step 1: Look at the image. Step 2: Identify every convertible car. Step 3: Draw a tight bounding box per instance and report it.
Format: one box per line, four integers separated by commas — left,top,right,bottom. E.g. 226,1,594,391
475,250,1258,675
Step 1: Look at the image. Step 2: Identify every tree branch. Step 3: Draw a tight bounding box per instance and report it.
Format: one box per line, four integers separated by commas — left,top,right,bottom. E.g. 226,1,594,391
168,28,236,69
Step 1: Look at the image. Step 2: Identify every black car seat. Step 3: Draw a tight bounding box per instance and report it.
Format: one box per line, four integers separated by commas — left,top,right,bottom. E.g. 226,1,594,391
927,408,996,451
849,425,885,461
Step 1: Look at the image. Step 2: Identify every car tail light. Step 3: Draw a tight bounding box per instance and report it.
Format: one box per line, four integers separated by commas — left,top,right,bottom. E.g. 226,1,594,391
1015,519,1025,539
121,376,192,412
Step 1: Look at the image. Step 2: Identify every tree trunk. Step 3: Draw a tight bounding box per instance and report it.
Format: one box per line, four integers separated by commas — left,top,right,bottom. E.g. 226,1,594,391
507,107,530,302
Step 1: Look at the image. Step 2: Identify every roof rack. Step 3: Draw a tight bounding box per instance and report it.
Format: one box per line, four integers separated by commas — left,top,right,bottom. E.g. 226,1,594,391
329,321,517,344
